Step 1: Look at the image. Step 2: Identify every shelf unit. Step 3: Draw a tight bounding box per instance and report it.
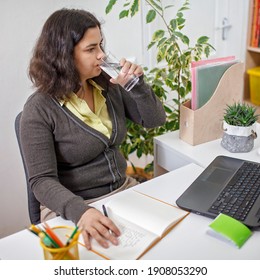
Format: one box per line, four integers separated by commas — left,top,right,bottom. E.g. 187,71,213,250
244,0,260,105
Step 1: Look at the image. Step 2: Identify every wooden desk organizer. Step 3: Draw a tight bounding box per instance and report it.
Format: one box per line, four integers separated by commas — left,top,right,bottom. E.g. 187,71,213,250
179,62,244,145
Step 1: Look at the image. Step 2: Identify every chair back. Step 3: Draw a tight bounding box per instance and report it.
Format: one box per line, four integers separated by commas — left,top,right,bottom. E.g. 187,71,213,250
14,112,41,224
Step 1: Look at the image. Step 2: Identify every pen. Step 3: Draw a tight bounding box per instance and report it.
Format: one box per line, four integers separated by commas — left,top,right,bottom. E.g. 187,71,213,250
102,204,113,235
43,222,64,247
28,228,39,237
102,204,108,217
29,224,41,235
28,224,59,248
66,226,79,245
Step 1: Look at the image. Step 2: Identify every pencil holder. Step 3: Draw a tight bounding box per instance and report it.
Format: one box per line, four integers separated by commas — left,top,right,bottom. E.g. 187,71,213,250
40,226,79,260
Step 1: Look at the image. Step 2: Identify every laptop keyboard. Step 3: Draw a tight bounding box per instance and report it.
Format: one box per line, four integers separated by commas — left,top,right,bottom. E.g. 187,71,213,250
208,161,260,221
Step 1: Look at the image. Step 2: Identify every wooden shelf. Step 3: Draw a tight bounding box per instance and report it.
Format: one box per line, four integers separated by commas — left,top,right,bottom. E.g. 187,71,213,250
247,46,260,53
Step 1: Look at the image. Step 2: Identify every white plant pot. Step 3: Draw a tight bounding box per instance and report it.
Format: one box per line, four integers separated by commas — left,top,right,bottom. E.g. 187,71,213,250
221,121,257,153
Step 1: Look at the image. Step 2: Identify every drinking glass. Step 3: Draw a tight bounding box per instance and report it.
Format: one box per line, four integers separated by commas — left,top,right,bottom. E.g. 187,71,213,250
100,52,139,91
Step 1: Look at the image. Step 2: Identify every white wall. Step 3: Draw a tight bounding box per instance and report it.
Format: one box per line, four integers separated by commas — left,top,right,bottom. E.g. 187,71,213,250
0,0,249,238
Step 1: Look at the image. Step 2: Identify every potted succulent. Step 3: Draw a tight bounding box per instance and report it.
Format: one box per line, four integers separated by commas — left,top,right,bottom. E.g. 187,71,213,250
105,0,214,177
221,102,259,153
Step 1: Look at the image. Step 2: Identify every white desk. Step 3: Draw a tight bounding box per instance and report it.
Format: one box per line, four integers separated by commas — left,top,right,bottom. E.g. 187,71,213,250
1,164,259,260
154,126,260,176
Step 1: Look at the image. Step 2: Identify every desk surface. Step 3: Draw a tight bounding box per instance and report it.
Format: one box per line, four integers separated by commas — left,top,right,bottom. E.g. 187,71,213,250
154,126,260,175
1,164,259,260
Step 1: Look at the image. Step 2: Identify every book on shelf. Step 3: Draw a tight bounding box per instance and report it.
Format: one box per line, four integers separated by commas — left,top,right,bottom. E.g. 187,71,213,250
250,0,260,48
79,190,189,260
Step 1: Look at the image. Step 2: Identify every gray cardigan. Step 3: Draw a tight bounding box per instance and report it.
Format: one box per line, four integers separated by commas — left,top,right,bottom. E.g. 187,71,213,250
20,76,166,223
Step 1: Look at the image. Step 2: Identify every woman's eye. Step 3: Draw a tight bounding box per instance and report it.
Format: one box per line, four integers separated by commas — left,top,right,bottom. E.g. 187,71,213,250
87,48,95,52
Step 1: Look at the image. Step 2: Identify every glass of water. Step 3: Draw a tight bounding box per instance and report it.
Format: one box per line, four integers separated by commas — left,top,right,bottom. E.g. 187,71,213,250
100,52,139,91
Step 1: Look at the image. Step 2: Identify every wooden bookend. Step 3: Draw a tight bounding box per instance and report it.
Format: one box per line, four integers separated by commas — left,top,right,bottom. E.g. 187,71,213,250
179,62,244,145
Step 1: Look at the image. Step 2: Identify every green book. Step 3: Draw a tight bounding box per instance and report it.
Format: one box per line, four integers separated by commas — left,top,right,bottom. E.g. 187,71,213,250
207,213,252,248
194,60,238,109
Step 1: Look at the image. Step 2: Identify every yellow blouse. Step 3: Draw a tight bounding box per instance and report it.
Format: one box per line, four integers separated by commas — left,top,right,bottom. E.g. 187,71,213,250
62,80,112,138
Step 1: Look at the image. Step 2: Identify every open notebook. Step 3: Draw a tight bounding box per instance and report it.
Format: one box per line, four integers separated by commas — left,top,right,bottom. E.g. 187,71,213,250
79,190,189,260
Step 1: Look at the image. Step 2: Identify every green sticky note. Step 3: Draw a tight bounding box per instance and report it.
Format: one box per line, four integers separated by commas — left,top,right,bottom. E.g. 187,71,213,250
207,213,252,248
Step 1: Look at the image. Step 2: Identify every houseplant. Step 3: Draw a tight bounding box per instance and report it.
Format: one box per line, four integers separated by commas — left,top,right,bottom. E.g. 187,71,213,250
221,102,259,153
105,0,214,175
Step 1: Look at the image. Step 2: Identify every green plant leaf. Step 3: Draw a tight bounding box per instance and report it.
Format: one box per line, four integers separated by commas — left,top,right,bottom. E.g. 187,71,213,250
105,0,118,14
165,121,176,130
144,162,154,173
157,37,167,47
177,12,184,18
174,31,183,38
169,19,177,31
153,80,164,86
197,36,210,44
152,29,165,40
149,41,158,51
146,9,156,23
130,0,139,17
164,105,173,113
149,0,163,12
123,2,131,7
204,45,210,57
181,35,189,45
165,5,175,9
137,147,143,158
119,9,129,19
177,17,185,26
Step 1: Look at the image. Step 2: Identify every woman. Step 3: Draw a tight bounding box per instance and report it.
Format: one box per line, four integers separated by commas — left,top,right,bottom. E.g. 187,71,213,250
20,8,166,250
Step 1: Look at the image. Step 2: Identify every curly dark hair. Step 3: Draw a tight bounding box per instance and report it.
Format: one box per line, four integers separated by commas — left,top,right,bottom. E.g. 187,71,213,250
29,9,102,99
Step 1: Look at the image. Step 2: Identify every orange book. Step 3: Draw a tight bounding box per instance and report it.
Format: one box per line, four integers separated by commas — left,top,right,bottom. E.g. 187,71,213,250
257,0,260,47
251,0,259,47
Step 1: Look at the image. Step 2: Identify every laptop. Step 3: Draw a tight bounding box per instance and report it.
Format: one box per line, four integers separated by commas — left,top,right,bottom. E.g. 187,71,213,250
176,155,260,228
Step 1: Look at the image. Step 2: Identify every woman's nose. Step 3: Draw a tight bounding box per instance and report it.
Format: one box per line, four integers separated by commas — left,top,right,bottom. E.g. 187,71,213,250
98,48,105,60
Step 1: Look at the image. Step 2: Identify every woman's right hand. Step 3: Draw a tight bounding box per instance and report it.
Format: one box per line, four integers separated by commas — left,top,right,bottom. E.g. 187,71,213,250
109,58,143,87
77,208,121,250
